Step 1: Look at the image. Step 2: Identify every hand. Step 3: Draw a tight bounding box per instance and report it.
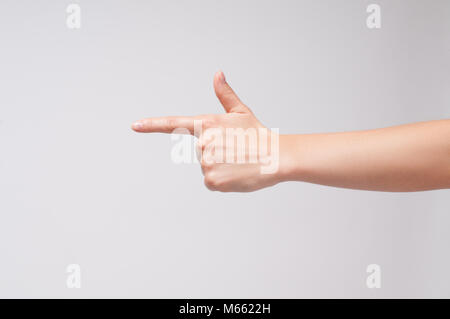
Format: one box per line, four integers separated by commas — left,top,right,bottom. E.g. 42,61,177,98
132,71,285,192
132,72,450,192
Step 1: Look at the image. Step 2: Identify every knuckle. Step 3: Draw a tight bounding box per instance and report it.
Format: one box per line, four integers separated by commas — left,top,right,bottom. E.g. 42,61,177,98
196,143,203,156
197,138,207,151
204,176,217,191
204,172,228,192
204,172,220,191
202,119,213,129
202,115,219,129
166,118,177,131
201,158,213,169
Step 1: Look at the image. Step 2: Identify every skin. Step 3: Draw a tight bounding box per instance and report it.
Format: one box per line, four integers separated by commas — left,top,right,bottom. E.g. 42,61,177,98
132,71,450,192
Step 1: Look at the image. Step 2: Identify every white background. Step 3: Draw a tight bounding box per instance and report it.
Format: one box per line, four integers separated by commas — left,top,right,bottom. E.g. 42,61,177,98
0,0,449,298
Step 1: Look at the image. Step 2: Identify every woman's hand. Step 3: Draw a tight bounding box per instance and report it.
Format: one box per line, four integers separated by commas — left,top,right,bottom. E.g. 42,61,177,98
133,71,450,192
132,71,285,192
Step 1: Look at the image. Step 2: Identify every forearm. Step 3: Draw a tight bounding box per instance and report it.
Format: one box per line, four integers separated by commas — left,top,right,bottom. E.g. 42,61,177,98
279,120,450,191
134,72,450,193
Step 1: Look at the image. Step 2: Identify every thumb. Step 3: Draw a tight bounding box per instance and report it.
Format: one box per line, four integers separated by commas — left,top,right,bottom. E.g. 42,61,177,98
213,71,250,114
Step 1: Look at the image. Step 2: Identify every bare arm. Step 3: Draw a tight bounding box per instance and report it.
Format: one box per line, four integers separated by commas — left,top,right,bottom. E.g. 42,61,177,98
280,120,450,191
132,71,450,192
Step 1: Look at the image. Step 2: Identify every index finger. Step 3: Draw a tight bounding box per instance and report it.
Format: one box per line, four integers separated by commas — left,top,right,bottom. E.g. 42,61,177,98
131,116,202,135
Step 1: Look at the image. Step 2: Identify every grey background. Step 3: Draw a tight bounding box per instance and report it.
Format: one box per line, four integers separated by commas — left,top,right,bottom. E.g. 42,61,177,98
0,0,449,298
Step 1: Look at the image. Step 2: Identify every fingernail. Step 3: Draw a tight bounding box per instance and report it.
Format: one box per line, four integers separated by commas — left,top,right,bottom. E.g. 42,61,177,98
132,121,144,130
219,71,226,83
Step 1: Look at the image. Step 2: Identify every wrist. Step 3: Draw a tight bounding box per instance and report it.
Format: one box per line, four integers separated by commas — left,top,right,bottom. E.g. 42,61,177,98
276,134,310,183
